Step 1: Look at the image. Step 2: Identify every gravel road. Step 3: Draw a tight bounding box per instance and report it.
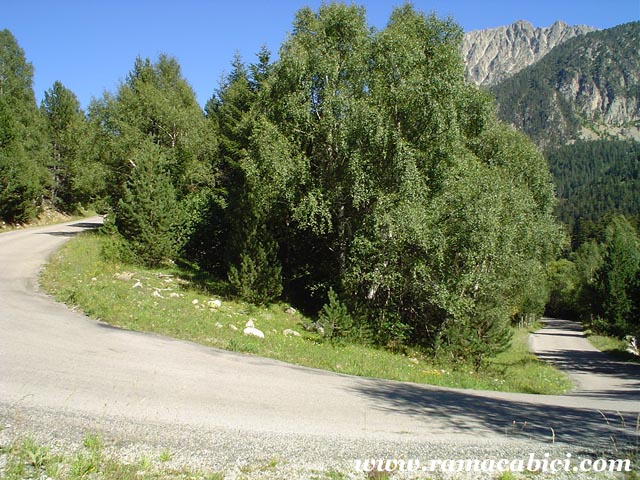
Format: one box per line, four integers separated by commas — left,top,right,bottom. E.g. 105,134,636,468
1,219,638,479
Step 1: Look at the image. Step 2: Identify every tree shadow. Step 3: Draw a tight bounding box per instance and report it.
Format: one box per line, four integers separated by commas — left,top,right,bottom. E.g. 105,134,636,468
35,230,80,237
535,349,640,399
68,221,103,229
35,221,103,237
350,379,639,453
532,318,640,398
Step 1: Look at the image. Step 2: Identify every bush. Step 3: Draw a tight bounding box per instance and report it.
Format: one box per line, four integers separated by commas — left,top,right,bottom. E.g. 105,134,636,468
228,236,282,304
317,289,354,342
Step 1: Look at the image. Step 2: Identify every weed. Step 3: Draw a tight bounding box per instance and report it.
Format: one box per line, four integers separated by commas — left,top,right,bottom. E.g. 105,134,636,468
70,451,99,477
159,448,173,462
138,454,152,471
83,432,103,452
315,471,350,480
21,436,49,470
0,435,220,479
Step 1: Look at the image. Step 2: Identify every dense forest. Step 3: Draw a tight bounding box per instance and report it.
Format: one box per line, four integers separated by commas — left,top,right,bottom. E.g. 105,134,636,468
547,139,640,236
1,4,639,363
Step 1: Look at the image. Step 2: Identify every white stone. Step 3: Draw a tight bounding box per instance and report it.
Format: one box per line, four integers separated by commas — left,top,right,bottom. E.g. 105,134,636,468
245,319,255,328
152,290,163,298
229,324,238,331
132,280,143,289
192,299,199,305
243,326,264,339
283,329,301,337
115,272,135,281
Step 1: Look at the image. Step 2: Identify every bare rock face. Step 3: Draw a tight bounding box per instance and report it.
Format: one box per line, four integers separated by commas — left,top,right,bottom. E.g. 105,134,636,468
462,20,596,85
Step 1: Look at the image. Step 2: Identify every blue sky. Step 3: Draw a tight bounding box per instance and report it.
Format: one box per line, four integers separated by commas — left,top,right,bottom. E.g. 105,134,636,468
4,0,639,109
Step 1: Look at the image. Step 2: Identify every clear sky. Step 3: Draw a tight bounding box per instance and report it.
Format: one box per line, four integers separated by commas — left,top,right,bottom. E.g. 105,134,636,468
3,0,639,109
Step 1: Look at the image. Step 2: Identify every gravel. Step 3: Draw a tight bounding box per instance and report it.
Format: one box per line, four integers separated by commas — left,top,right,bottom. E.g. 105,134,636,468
0,403,631,479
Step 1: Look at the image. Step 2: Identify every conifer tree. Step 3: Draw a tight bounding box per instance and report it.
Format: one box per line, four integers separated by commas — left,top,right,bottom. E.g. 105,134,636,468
0,30,48,222
115,142,181,266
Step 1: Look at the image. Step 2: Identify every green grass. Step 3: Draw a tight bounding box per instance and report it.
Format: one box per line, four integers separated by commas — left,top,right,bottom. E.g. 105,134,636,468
40,232,571,395
587,334,640,364
0,435,221,480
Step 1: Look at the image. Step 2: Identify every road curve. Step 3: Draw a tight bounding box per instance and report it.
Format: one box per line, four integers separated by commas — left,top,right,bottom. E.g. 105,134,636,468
530,318,640,399
1,219,639,470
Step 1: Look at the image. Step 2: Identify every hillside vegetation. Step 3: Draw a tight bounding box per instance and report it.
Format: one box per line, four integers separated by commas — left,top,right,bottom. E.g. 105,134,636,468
2,4,638,366
492,21,640,148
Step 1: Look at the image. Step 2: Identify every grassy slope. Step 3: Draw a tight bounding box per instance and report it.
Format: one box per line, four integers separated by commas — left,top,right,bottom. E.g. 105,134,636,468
39,232,571,395
587,334,640,364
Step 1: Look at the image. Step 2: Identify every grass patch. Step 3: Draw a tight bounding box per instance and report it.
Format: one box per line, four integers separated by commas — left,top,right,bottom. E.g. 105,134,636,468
40,232,571,395
0,435,220,480
587,333,640,364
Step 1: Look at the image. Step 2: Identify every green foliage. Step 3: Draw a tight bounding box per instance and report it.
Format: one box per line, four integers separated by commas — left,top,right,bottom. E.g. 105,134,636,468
41,80,107,212
546,140,640,242
437,304,514,369
212,3,563,364
592,215,640,336
204,51,271,280
546,259,580,318
115,143,182,266
0,29,49,223
227,231,283,305
556,216,640,339
317,289,354,341
87,54,218,265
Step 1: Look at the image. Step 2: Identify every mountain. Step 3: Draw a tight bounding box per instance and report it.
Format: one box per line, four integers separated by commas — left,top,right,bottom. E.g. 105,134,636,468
490,22,640,149
463,21,640,240
462,20,596,86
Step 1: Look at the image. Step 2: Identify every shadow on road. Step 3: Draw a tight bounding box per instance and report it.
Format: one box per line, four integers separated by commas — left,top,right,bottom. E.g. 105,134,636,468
69,222,103,229
35,221,103,237
35,231,80,237
533,318,640,400
351,379,639,452
536,349,640,400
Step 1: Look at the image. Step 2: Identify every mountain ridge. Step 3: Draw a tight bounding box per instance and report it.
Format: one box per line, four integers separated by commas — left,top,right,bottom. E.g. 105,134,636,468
490,22,640,148
462,20,597,86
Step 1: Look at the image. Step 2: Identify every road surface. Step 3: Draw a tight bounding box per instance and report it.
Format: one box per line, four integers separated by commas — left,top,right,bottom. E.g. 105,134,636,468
1,219,639,475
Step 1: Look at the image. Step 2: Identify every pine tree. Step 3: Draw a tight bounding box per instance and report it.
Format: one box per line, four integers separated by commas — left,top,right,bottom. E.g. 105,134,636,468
115,143,181,266
0,30,49,222
593,216,640,335
40,81,90,210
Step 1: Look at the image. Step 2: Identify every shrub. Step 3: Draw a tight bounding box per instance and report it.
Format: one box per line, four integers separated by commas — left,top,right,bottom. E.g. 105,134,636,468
317,289,354,342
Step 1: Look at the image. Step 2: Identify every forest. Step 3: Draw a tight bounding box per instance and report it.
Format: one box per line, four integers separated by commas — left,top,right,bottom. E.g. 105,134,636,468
1,4,638,363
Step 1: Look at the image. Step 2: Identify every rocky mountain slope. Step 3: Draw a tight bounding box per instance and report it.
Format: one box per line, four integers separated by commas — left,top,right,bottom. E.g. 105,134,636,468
462,20,596,86
490,22,640,148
